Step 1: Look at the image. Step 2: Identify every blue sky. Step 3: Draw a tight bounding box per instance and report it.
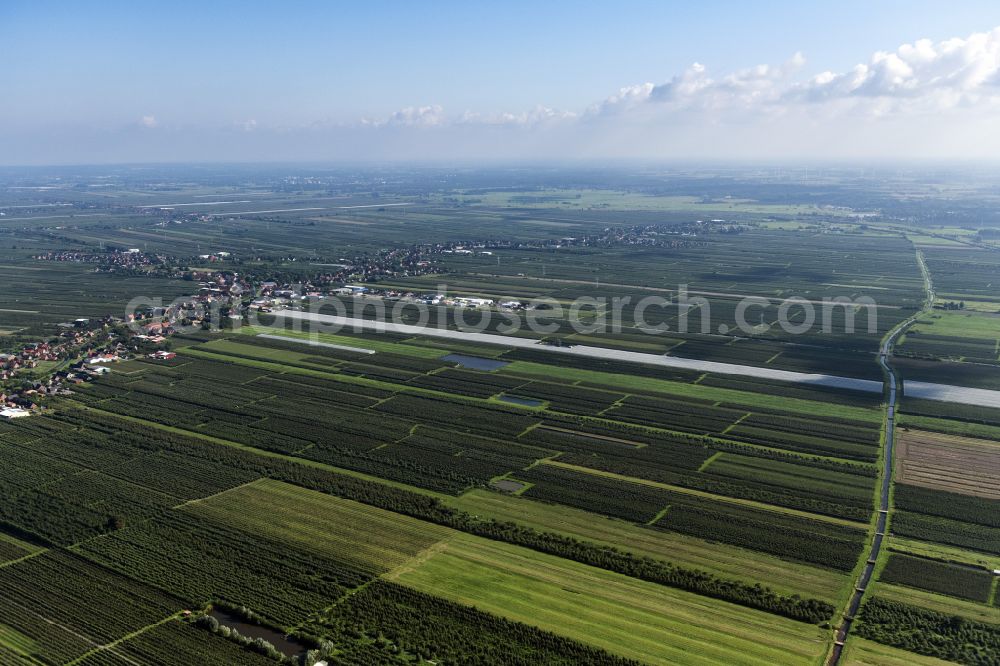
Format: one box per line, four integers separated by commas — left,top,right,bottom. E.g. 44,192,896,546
4,1,1000,163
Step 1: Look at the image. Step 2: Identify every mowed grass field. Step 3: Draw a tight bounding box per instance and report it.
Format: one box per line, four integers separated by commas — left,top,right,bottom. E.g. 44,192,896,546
842,637,958,666
907,310,1000,341
896,429,1000,499
447,489,847,602
182,479,451,574
389,533,829,666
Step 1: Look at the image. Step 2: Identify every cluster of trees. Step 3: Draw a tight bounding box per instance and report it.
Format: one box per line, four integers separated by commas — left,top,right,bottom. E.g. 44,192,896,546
892,485,1000,555
880,553,993,602
43,408,837,624
78,509,367,627
857,597,1000,665
895,484,1000,528
710,440,879,477
656,499,865,572
513,380,624,415
555,450,871,522
610,396,743,435
740,412,879,446
297,580,641,666
374,392,540,438
196,615,287,663
726,424,878,462
892,511,1000,556
0,551,182,663
518,464,671,523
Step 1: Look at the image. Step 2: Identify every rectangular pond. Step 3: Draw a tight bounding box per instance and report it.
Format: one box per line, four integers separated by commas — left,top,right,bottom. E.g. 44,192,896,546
442,353,509,371
497,394,544,408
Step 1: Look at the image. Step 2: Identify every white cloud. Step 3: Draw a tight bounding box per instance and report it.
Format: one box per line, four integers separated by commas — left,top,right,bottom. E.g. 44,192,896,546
458,105,577,126
589,82,655,115
139,114,158,128
790,27,1000,112
364,25,1000,131
362,104,447,128
583,53,805,119
363,104,575,129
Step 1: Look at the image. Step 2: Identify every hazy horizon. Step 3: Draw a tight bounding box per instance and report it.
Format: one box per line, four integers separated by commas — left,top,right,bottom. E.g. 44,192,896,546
6,1,1000,164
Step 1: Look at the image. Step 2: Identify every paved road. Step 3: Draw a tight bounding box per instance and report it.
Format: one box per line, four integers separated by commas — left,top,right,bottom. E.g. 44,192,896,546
270,310,884,393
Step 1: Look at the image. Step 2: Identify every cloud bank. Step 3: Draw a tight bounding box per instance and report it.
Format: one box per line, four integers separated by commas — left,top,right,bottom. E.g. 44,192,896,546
369,25,1000,128
9,25,1000,164
334,26,1000,162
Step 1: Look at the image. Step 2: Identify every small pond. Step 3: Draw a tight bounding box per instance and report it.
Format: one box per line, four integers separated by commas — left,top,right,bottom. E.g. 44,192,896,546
208,609,307,658
497,394,543,408
442,353,509,371
491,478,527,493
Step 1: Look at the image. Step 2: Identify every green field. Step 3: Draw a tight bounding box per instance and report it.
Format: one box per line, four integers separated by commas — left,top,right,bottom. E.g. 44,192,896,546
907,310,1000,341
391,533,829,666
446,489,847,601
842,637,958,666
183,479,452,574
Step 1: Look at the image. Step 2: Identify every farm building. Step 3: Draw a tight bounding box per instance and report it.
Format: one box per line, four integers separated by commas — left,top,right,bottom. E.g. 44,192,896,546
0,407,31,419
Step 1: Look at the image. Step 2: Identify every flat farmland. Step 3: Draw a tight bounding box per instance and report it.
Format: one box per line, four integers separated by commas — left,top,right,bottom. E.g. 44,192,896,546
7,167,1000,665
447,488,848,602
390,533,829,666
873,582,1000,625
842,637,959,666
182,479,451,574
904,310,1000,341
896,429,1000,499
